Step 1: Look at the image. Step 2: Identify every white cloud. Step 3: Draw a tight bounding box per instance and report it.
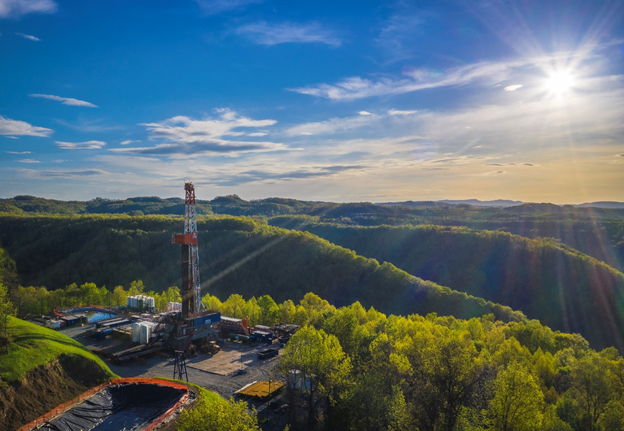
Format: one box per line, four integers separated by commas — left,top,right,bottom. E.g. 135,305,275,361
504,84,523,91
55,140,106,150
195,0,261,15
247,132,267,137
18,159,40,163
141,109,276,142
31,94,97,107
16,33,40,41
0,116,52,137
358,111,371,116
235,21,341,46
290,59,523,100
19,168,108,179
388,109,418,115
120,140,140,145
5,151,31,154
285,113,381,136
0,0,56,18
110,109,288,157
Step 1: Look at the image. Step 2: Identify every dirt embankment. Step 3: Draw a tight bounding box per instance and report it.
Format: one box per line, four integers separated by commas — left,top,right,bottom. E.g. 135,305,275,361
0,354,110,431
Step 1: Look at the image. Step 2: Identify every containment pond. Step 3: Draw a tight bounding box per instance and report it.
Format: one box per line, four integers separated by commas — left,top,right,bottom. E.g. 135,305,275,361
27,379,188,431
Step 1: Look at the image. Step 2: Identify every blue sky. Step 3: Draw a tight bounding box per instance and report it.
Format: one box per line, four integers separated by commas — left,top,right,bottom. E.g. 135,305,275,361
1,0,623,203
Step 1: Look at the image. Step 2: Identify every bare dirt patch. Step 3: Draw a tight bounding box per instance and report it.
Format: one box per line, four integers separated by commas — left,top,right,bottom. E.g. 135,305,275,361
186,342,281,376
0,354,110,431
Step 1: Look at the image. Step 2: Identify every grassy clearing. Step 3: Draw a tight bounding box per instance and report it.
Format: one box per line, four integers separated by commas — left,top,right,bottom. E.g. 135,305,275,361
0,316,116,383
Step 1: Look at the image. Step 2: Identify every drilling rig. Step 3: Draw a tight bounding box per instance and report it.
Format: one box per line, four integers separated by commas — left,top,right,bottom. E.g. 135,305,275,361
167,182,220,353
172,181,204,317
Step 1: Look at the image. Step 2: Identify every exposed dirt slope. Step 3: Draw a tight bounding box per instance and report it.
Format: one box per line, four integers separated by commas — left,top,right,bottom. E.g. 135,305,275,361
0,354,110,431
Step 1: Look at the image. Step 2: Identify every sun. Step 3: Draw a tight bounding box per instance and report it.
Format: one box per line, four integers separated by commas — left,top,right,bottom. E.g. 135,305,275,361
545,70,575,95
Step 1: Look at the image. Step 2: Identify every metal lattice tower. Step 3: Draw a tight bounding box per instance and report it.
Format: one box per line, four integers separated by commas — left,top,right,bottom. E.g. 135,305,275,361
173,350,189,382
173,181,204,316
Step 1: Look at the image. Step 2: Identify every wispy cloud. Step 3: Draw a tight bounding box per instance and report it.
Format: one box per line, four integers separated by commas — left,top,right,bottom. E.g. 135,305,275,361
18,159,40,163
19,168,108,179
0,0,56,18
504,84,523,91
55,140,106,150
235,21,341,46
195,0,261,15
55,118,122,132
111,140,288,157
141,109,276,141
31,94,97,107
5,151,31,154
16,32,40,41
211,165,366,186
0,116,52,137
290,59,521,100
120,140,140,145
111,109,289,157
286,113,381,136
388,109,417,115
374,3,427,62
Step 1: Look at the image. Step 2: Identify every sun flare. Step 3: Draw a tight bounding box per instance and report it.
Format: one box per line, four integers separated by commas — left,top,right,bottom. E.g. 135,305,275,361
546,70,575,95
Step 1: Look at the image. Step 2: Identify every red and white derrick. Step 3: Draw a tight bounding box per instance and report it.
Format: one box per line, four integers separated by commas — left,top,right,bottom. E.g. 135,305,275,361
172,181,204,316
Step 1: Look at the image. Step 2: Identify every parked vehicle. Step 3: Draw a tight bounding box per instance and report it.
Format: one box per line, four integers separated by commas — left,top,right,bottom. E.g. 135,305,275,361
257,347,279,359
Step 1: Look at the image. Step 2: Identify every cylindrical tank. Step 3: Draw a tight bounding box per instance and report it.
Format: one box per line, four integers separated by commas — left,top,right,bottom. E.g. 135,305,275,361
131,323,140,343
140,324,150,344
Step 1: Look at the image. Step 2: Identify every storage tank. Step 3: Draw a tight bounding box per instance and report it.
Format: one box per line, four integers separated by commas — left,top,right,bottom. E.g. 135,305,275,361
131,323,140,343
139,324,150,344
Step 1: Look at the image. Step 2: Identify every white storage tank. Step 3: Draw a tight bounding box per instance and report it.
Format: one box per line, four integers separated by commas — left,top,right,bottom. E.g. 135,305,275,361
131,323,140,343
139,323,151,344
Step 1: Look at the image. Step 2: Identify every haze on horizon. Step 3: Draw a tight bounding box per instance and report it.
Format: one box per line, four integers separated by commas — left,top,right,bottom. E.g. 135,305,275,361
1,0,623,205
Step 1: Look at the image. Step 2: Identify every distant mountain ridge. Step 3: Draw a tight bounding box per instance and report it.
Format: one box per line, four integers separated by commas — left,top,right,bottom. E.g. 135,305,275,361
2,194,623,211
378,199,524,208
378,199,624,208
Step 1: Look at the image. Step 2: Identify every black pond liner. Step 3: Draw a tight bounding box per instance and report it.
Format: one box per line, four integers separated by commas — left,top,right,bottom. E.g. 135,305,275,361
39,382,187,431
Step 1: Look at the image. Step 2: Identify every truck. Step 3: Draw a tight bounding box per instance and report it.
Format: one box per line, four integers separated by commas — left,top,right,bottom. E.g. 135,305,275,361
257,347,279,359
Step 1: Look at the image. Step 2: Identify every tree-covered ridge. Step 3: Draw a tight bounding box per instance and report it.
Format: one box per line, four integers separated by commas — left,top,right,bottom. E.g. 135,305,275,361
277,223,624,353
0,214,522,323
1,214,623,350
207,292,624,431
3,195,624,269
0,247,19,291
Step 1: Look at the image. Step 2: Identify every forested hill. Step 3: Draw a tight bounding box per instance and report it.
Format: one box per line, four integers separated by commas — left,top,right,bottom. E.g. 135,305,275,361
0,247,19,290
2,195,623,270
273,222,624,352
0,214,522,324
